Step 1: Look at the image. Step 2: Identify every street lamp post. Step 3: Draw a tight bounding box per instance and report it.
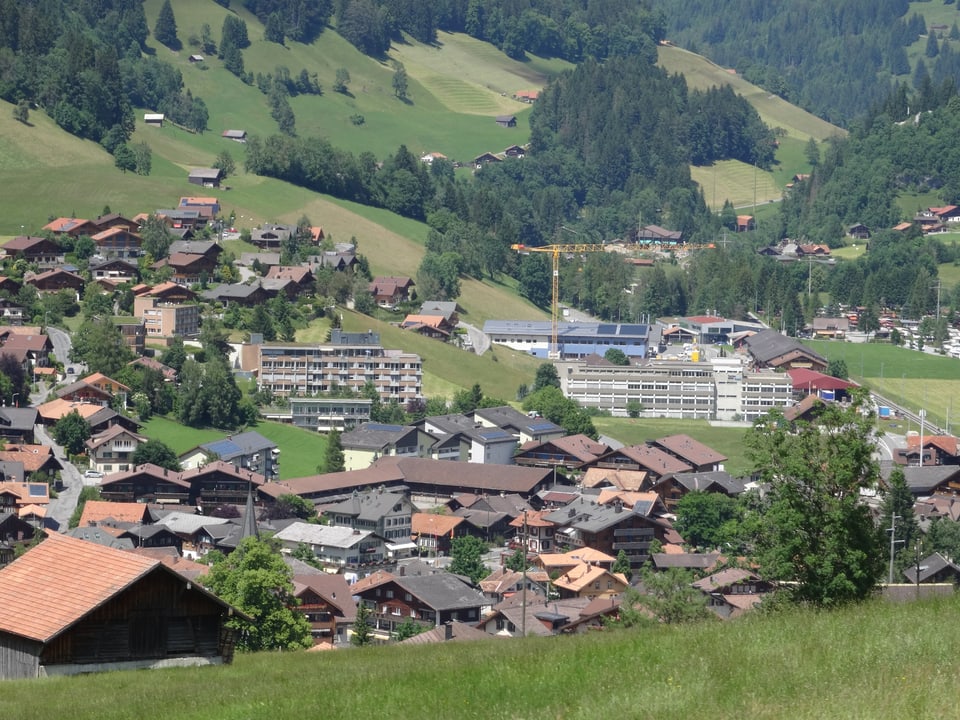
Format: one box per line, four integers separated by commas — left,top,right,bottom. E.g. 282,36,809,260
11,393,18,408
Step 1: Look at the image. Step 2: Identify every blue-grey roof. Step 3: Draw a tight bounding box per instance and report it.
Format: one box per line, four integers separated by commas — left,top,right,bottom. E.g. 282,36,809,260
482,320,649,341
200,431,276,460
395,573,486,611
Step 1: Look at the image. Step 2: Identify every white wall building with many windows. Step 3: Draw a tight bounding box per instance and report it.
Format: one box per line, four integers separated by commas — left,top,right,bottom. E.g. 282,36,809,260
558,356,793,421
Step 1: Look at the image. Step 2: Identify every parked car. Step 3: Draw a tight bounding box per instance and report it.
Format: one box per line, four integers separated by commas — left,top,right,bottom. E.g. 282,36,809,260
83,469,103,479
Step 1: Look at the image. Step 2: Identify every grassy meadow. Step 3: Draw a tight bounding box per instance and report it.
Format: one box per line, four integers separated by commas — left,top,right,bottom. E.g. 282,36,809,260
807,340,960,431
594,417,752,476
658,45,844,143
338,309,542,400
5,596,960,719
141,416,328,479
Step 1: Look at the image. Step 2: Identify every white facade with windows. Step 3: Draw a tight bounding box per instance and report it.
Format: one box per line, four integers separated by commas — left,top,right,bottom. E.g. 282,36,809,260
558,357,793,421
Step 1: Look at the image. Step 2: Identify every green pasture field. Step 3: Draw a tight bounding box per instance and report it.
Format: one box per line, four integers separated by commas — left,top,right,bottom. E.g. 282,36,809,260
807,340,960,430
339,309,541,400
691,160,782,211
5,595,960,720
830,244,866,261
594,417,751,477
140,416,226,454
141,416,328,479
658,45,845,143
937,259,960,291
142,2,551,162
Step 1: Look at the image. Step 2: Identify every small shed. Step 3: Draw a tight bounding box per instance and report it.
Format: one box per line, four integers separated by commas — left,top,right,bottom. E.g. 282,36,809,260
495,115,517,128
221,129,247,143
187,167,224,188
188,54,205,63
144,113,164,127
0,533,246,679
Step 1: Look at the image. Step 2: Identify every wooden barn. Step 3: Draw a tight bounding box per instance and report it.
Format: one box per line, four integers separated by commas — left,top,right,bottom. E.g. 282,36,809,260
0,533,244,679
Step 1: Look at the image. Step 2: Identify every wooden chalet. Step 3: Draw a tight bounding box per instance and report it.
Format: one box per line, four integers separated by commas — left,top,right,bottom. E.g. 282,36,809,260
291,573,357,646
24,269,85,294
369,276,415,308
2,236,63,266
0,534,245,679
90,227,142,260
584,444,693,482
42,217,97,238
514,434,610,470
650,471,745,512
742,329,828,372
99,461,265,507
187,167,223,187
650,434,726,473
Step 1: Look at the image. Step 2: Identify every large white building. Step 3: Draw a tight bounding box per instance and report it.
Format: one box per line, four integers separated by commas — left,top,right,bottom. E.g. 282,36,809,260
255,330,422,403
558,356,793,421
483,320,657,359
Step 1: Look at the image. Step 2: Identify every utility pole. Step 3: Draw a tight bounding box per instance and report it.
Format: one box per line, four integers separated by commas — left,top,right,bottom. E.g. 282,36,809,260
520,510,527,638
918,409,926,468
887,514,905,585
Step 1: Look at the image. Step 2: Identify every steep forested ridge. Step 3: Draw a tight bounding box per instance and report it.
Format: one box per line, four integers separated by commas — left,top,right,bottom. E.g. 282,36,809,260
653,0,960,124
0,0,215,151
335,0,666,62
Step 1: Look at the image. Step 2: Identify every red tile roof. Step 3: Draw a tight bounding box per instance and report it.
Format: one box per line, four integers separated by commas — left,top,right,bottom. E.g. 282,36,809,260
79,500,151,526
0,533,160,642
412,513,464,537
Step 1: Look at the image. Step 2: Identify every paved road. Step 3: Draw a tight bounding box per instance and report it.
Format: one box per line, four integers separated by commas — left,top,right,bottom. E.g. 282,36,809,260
35,423,83,533
458,321,490,356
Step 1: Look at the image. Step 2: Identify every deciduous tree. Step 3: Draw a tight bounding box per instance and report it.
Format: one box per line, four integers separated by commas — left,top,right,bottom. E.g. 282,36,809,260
634,567,709,624
131,439,180,471
449,535,488,585
675,491,745,551
52,410,91,456
392,61,408,100
202,537,312,651
746,390,884,605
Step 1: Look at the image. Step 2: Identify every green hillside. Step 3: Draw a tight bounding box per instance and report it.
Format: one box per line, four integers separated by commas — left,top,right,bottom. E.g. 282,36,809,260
658,44,846,211
4,596,960,719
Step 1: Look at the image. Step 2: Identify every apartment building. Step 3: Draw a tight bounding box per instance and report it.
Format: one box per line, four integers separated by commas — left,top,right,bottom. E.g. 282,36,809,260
559,356,793,421
256,330,422,403
136,298,200,339
288,397,373,432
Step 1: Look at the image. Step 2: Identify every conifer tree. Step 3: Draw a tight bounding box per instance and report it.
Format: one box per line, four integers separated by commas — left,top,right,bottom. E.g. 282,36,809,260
154,0,179,49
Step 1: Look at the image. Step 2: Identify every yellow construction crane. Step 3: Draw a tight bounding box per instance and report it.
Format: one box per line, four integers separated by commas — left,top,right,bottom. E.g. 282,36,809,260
511,243,607,358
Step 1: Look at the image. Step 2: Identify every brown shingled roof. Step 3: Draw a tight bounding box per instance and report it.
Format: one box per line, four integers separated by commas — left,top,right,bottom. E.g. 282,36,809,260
653,434,726,467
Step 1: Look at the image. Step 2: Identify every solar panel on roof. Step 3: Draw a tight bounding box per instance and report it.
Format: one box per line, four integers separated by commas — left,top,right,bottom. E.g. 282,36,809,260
205,439,242,456
633,500,653,515
365,423,406,432
28,484,46,497
528,422,558,432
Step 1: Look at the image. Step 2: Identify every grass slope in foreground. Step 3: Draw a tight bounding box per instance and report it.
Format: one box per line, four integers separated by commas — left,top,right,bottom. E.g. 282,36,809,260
3,596,960,719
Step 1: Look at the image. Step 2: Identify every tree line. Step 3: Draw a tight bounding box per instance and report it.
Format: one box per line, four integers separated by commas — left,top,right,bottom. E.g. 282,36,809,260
657,0,926,124
0,0,212,167
334,0,666,63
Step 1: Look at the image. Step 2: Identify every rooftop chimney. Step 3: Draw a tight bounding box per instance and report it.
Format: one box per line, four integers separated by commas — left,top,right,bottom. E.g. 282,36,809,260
444,622,453,641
